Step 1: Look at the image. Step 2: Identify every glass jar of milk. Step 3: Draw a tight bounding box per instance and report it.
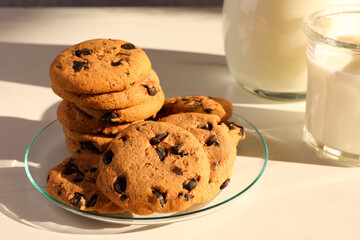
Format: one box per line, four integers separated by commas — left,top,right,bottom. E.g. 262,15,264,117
222,0,339,100
303,4,360,165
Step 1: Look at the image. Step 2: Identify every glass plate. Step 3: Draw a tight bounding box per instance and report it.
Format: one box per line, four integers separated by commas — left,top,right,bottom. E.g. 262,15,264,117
24,113,268,225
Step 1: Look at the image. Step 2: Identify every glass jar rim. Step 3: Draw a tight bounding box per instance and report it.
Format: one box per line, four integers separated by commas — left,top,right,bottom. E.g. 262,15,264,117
303,4,360,50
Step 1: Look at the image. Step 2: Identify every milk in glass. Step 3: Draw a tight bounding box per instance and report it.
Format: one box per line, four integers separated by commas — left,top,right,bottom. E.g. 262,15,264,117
303,4,360,164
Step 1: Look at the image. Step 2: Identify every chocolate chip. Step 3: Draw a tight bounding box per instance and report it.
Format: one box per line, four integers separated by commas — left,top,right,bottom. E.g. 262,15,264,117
112,130,121,136
46,174,50,182
212,161,220,169
111,59,123,66
150,133,168,145
77,171,85,177
155,147,168,161
226,122,240,130
198,122,213,130
142,85,158,96
136,123,147,131
214,141,220,147
172,144,188,157
172,167,183,175
206,134,217,146
64,162,79,175
80,141,96,150
73,177,84,183
121,43,136,50
119,135,129,141
145,116,156,121
204,108,214,114
228,124,235,130
183,178,198,191
116,52,129,57
90,167,97,172
120,195,128,201
73,61,88,72
86,194,98,208
75,48,92,57
184,193,192,201
152,189,166,207
225,122,245,137
147,87,158,96
102,112,119,122
102,150,114,164
70,193,85,209
114,177,127,194
220,178,230,190
238,126,245,137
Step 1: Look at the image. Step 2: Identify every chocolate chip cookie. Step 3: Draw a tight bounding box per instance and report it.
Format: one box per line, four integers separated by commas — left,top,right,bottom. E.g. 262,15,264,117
96,121,211,215
159,112,239,200
52,69,162,110
49,38,152,94
157,95,233,121
57,100,136,135
46,154,125,213
63,127,115,155
75,89,165,123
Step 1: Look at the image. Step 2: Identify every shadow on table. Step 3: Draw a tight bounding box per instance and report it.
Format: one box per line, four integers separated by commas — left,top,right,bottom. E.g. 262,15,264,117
0,42,342,234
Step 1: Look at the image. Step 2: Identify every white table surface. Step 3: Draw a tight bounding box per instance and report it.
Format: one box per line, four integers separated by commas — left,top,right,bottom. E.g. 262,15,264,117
1,7,359,240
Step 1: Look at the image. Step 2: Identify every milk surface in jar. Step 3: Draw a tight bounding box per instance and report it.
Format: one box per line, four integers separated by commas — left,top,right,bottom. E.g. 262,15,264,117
223,0,342,100
303,4,360,165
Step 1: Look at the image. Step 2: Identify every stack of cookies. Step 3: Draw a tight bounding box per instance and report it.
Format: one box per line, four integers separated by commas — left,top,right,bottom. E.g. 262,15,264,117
46,38,246,215
49,38,165,155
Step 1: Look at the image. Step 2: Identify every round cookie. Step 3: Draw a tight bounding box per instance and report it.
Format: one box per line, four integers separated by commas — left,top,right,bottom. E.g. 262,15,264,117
49,38,152,94
46,154,125,213
97,121,211,215
52,69,162,110
158,112,238,201
57,100,135,135
156,96,233,121
63,127,115,155
75,89,165,123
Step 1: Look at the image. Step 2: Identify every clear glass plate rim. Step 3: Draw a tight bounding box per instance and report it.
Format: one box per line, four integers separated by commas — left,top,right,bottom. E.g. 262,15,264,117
24,114,268,221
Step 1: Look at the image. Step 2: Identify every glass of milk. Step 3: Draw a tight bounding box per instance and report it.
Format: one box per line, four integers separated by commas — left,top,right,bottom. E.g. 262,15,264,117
303,4,360,165
223,0,336,100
